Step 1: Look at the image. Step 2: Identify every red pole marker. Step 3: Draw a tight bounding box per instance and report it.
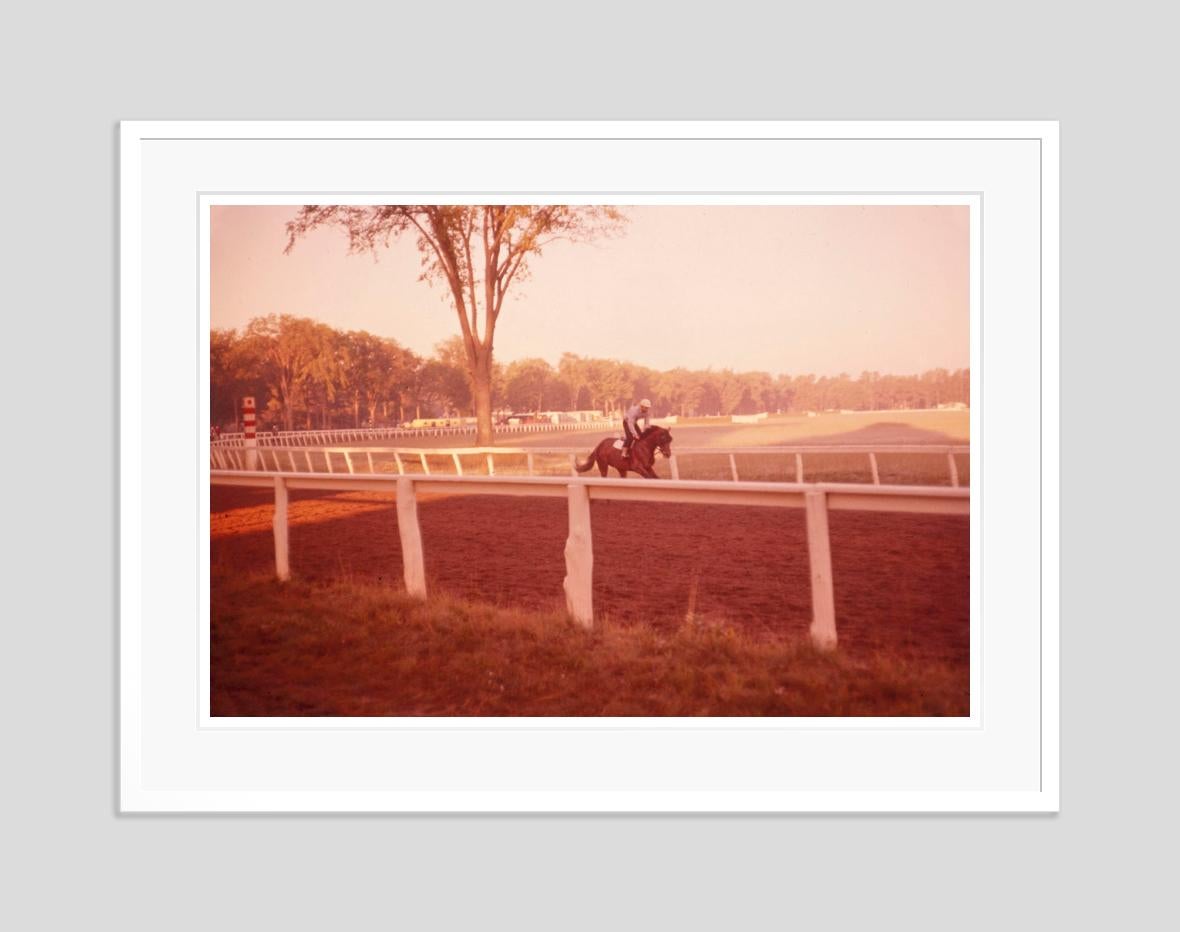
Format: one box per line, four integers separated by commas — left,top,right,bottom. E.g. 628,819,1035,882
242,396,256,438
242,397,258,469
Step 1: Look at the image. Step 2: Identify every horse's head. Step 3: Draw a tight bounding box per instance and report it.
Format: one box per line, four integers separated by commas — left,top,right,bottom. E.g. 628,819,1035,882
654,427,672,459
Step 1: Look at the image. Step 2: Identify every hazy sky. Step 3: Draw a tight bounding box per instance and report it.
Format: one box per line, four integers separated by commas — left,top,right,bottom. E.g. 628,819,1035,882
211,205,968,377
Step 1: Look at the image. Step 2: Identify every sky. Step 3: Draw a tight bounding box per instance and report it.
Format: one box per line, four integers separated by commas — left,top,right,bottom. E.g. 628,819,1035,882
210,205,969,377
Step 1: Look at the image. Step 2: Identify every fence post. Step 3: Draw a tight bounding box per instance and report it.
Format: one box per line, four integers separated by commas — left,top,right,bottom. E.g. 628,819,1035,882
804,490,837,650
396,477,427,599
486,452,495,476
869,452,880,485
795,453,804,483
527,452,535,476
947,453,960,488
729,453,739,481
452,452,463,475
273,476,290,581
563,483,594,630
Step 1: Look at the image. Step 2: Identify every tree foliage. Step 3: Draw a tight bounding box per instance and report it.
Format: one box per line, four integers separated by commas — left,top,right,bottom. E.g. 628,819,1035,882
210,315,970,432
285,205,627,444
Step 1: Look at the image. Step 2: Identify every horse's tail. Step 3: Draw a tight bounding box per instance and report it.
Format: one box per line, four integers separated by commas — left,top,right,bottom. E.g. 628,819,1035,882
574,452,596,473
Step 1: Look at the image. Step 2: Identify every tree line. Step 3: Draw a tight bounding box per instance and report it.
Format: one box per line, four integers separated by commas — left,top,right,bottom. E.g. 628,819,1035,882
212,314,970,431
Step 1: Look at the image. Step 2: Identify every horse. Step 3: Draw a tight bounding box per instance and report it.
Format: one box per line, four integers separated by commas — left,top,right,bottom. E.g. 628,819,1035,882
574,425,673,479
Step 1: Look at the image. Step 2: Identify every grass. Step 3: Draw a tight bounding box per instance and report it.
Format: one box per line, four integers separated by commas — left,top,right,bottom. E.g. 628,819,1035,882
211,571,967,717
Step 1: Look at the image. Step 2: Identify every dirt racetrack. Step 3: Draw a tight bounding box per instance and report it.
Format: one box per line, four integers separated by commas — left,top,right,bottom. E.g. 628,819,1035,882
211,487,970,674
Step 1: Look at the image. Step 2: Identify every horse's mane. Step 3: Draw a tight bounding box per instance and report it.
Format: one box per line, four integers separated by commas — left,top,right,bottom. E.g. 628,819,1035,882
639,424,668,438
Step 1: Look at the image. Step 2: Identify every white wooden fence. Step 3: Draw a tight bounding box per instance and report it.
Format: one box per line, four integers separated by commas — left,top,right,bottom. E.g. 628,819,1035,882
667,444,968,487
211,443,969,487
214,419,613,447
210,470,969,649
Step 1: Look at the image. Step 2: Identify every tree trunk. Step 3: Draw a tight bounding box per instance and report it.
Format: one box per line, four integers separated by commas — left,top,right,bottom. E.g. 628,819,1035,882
472,357,494,445
279,379,294,432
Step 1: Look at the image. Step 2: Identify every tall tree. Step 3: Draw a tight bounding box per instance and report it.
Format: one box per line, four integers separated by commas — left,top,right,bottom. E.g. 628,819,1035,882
415,359,470,418
504,358,554,413
285,205,626,444
372,340,418,424
210,328,268,429
558,353,592,411
305,323,344,428
432,335,474,414
240,315,326,431
339,330,389,427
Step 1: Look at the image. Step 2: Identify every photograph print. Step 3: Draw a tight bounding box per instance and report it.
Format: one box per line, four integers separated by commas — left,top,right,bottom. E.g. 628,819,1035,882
208,202,971,718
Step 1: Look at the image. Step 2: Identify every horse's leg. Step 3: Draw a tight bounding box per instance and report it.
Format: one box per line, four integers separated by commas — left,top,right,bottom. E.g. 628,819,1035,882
597,457,608,478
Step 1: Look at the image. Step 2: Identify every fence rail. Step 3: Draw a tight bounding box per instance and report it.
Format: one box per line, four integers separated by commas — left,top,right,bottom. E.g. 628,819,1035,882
210,470,969,648
214,420,614,447
211,442,969,487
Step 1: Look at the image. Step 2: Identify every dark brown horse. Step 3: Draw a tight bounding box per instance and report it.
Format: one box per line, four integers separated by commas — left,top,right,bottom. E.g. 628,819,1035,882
574,425,673,479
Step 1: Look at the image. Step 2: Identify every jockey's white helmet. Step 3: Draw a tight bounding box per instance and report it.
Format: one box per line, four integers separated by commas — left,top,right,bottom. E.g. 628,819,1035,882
640,398,651,408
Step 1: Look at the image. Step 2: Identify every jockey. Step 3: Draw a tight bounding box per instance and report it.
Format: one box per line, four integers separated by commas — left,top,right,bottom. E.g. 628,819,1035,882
622,398,651,457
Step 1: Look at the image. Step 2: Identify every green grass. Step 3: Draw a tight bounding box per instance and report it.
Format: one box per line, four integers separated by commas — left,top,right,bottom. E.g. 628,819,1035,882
211,572,968,717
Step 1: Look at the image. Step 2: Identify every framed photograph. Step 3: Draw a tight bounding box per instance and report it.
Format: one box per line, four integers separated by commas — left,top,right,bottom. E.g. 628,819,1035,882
120,121,1058,811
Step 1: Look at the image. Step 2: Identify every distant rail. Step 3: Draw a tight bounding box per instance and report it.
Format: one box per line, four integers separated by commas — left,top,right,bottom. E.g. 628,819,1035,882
210,470,969,648
210,442,970,487
213,420,613,447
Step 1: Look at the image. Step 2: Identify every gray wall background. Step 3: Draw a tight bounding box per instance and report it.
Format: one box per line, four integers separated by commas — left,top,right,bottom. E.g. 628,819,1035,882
3,1,1172,928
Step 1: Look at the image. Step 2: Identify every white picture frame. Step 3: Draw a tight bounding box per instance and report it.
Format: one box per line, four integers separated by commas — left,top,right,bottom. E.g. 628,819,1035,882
120,121,1058,812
